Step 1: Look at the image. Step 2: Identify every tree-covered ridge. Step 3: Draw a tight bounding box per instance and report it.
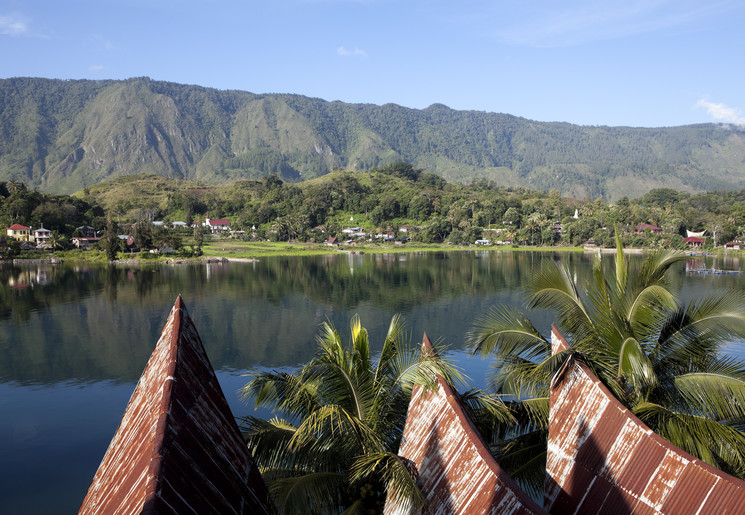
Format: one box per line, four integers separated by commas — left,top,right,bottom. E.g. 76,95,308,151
1,77,745,199
4,163,745,257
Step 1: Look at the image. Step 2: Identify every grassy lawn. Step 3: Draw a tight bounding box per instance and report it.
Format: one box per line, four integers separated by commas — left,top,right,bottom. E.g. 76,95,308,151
10,241,586,263
200,240,585,259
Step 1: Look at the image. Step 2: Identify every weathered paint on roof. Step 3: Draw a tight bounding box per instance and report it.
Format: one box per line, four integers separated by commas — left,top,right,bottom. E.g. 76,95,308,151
546,326,745,514
79,296,273,514
385,334,546,515
208,218,230,226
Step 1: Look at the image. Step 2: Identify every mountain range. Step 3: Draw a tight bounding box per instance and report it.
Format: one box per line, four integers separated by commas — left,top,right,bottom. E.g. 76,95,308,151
1,77,745,200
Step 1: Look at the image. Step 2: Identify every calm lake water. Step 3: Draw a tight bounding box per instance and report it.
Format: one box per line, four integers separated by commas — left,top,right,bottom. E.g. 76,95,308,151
1,250,744,513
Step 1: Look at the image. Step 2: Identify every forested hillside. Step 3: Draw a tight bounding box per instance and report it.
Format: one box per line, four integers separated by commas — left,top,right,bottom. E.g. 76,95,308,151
2,77,745,199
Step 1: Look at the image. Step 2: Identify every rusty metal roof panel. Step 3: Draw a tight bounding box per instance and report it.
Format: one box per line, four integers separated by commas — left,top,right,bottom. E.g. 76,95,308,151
657,463,718,515
546,326,745,515
79,296,273,514
384,334,546,515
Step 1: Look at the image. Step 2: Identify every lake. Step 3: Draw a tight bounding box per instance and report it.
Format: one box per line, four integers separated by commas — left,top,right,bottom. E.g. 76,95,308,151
1,250,744,513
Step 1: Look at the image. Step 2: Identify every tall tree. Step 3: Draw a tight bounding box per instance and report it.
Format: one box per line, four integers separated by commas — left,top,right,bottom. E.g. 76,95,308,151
102,215,119,261
193,222,203,256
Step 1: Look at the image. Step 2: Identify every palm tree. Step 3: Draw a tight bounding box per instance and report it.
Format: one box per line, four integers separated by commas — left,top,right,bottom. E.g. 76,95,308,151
466,233,745,492
240,314,460,514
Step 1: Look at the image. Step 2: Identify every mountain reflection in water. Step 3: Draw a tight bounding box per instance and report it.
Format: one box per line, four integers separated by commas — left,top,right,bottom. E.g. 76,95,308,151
1,251,743,514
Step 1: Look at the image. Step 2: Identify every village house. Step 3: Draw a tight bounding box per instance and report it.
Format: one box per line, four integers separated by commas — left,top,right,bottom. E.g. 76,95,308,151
76,226,97,238
635,223,662,234
203,216,230,234
684,236,706,247
33,226,52,248
118,235,138,252
6,223,32,242
72,226,100,250
342,227,366,238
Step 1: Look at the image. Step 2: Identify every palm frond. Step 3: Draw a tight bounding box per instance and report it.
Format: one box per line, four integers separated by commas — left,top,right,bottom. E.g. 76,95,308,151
239,416,303,472
512,396,550,430
466,305,550,360
636,248,688,288
305,354,371,421
291,404,384,456
617,337,658,393
350,314,372,379
490,429,547,502
240,369,321,421
627,284,676,338
634,401,745,476
459,388,517,428
269,471,348,515
349,452,425,514
526,261,594,341
492,348,573,399
375,313,407,385
613,229,627,293
657,291,745,371
664,372,745,421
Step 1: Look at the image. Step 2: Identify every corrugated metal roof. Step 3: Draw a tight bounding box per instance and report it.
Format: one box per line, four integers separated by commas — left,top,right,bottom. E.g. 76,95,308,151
79,296,273,514
546,326,745,514
385,334,546,515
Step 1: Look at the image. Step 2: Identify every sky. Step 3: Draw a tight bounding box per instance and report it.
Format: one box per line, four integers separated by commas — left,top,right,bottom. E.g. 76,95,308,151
1,0,744,128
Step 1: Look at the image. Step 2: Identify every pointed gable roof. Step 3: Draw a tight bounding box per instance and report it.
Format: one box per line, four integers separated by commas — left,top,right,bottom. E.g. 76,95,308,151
385,334,545,514
546,326,745,514
79,296,273,514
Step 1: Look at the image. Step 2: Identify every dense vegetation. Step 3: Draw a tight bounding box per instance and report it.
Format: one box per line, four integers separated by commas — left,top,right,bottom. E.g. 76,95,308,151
241,315,459,513
4,162,745,258
467,238,745,495
2,77,745,199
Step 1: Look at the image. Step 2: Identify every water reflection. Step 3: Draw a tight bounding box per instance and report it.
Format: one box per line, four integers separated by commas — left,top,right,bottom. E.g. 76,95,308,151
1,252,576,383
1,251,744,514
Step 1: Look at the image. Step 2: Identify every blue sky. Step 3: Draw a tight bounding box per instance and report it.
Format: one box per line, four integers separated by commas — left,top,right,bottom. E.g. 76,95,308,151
2,0,744,128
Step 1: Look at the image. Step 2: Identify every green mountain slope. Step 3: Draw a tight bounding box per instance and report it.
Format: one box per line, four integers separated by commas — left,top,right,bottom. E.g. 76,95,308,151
1,77,745,199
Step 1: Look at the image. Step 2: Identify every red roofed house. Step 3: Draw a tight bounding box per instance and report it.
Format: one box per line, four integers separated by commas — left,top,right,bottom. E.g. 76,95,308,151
204,216,231,234
634,223,662,233
684,236,705,247
7,223,32,242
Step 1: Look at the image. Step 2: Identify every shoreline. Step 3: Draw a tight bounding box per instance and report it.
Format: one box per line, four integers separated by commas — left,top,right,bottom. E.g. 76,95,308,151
0,244,727,266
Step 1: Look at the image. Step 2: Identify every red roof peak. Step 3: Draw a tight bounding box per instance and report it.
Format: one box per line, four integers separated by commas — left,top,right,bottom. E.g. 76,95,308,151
546,326,745,514
79,297,273,514
386,333,545,514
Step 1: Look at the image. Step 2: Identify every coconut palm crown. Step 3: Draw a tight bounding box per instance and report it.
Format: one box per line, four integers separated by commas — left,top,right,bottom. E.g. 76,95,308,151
467,233,745,485
240,314,460,514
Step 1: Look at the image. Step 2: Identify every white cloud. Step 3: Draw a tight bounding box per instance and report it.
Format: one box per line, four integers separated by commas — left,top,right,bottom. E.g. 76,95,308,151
89,65,104,71
696,99,745,126
0,14,28,36
337,46,367,57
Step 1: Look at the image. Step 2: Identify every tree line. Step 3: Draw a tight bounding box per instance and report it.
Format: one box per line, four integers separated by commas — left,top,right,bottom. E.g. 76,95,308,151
2,163,745,257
